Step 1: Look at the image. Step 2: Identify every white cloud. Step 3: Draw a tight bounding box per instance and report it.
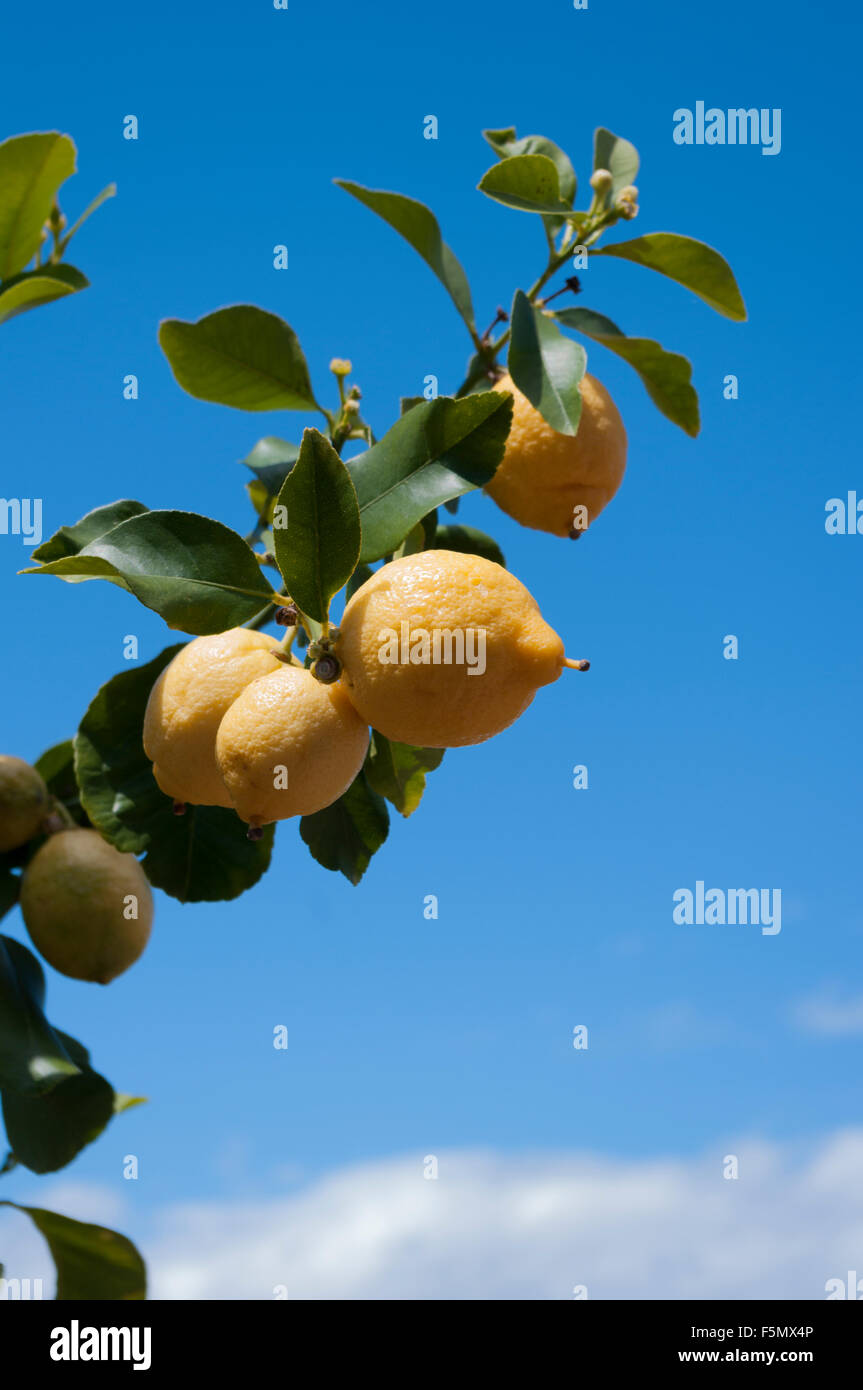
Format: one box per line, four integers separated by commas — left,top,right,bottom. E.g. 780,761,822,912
3,1131,863,1300
792,989,863,1036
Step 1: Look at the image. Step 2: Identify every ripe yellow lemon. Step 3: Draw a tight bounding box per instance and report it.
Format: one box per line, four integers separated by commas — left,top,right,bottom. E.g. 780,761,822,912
20,829,153,984
334,550,566,748
0,755,50,852
143,628,283,808
215,665,370,827
487,372,627,537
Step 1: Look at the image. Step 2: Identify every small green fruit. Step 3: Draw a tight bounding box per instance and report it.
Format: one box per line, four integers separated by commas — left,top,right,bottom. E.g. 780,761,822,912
0,755,50,852
20,829,154,984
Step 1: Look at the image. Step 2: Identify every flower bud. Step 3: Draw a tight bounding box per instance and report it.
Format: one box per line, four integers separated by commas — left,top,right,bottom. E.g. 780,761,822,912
618,185,639,203
329,358,352,376
618,201,639,220
589,168,613,195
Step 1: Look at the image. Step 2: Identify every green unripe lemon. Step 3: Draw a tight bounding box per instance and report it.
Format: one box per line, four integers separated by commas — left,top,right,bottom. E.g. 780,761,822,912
20,829,153,984
0,755,50,853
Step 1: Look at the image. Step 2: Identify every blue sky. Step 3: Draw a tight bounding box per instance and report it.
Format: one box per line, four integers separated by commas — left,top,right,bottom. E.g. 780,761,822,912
1,0,861,1296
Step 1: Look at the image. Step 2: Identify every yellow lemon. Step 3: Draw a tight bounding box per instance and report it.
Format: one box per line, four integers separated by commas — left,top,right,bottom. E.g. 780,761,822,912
143,628,283,808
487,372,627,537
20,829,153,984
334,550,567,748
0,755,50,852
215,665,370,827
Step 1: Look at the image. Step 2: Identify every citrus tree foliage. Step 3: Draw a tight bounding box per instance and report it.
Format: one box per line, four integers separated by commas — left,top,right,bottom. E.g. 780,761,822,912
1,123,744,1297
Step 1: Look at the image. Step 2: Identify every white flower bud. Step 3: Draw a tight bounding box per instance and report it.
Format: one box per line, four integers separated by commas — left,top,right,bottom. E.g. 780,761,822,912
589,168,613,195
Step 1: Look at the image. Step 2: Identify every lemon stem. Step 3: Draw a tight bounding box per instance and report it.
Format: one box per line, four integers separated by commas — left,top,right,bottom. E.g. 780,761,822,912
563,657,591,671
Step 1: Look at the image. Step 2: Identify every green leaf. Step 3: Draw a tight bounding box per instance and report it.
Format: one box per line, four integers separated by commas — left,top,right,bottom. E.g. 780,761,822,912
0,132,76,280
394,522,426,558
365,733,444,818
241,436,300,498
1,1030,115,1175
592,233,747,321
159,305,319,411
477,154,572,215
0,936,79,1097
346,562,374,600
483,128,576,205
432,524,505,568
74,646,275,902
0,1202,146,1299
348,392,513,563
593,127,640,196
0,263,88,325
508,290,586,435
335,180,475,332
33,739,89,828
273,428,361,623
554,306,700,436
23,510,276,634
300,772,389,885
31,499,149,563
56,182,116,257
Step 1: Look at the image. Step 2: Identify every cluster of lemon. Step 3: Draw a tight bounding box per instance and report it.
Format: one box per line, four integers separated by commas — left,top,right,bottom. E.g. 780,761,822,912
1,385,623,982
0,755,152,984
143,549,569,830
144,384,625,831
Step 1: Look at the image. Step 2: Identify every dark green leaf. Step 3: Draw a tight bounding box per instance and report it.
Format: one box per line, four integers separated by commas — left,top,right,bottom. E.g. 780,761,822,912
394,522,425,558
345,563,374,600
432,524,505,567
366,733,444,818
0,1202,146,1299
241,436,300,498
508,290,586,435
23,510,276,634
477,154,572,215
273,428,361,623
348,392,513,562
1,1030,115,1175
74,647,275,902
592,233,747,321
300,772,389,885
554,306,700,436
335,180,475,332
159,305,319,411
33,740,88,827
31,499,149,564
0,936,79,1097
456,351,497,398
400,396,425,415
483,128,576,205
0,264,88,325
593,127,640,197
0,132,76,279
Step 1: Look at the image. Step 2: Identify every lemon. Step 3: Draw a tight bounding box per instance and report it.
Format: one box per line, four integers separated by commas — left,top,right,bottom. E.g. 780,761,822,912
143,628,283,807
487,372,627,537
215,665,370,827
20,829,153,984
334,550,566,748
0,755,50,852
